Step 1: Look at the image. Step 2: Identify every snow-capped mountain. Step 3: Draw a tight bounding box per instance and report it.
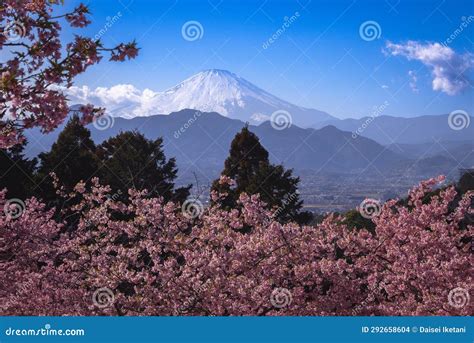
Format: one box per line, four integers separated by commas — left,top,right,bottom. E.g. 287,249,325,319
67,69,335,127
150,69,334,126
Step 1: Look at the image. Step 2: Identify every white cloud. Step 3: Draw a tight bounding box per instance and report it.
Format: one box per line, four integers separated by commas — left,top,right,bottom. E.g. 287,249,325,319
385,41,474,95
65,84,160,118
381,84,389,89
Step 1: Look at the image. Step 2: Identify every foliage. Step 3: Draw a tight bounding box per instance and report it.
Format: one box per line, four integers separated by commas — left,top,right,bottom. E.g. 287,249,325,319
458,170,474,195
211,126,310,224
96,131,190,204
35,115,100,202
341,209,376,234
2,120,189,208
0,0,138,148
0,141,36,199
1,175,472,316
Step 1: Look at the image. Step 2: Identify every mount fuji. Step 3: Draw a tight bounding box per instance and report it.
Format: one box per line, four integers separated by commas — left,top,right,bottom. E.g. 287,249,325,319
68,69,335,127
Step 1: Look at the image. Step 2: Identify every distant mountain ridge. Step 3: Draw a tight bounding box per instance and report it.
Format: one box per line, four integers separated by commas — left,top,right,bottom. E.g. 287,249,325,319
313,114,474,145
66,69,473,149
25,109,405,178
25,109,474,186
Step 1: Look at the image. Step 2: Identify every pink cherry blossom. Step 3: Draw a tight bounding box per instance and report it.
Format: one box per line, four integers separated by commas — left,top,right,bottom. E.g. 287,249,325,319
0,176,471,316
0,0,138,148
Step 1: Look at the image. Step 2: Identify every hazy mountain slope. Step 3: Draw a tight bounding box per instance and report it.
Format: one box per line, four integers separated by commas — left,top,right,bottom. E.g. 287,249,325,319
253,123,403,172
313,114,474,145
24,110,403,178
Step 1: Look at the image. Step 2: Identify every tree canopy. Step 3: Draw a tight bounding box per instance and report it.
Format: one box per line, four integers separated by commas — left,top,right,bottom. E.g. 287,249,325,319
35,115,100,202
212,125,311,224
0,0,138,148
97,131,190,203
0,141,36,199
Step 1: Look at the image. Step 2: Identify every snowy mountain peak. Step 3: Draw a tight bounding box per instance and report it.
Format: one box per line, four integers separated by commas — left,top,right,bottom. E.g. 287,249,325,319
67,69,335,127
160,69,290,117
201,69,236,76
192,69,245,81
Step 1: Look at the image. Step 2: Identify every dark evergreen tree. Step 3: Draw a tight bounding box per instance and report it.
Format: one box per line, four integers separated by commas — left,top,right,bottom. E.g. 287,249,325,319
458,169,474,194
0,142,37,199
211,125,311,224
35,115,100,202
457,169,474,229
97,131,190,203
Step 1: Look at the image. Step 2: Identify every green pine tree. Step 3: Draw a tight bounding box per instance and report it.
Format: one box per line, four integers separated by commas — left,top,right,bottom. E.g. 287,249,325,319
35,115,100,202
0,141,37,199
458,169,474,194
97,131,190,203
211,125,311,224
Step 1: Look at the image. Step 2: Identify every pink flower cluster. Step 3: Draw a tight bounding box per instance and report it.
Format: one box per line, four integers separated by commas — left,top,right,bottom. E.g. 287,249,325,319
0,177,472,316
0,0,138,148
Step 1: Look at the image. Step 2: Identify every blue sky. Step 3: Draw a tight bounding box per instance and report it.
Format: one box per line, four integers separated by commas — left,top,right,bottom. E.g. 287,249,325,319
64,0,474,119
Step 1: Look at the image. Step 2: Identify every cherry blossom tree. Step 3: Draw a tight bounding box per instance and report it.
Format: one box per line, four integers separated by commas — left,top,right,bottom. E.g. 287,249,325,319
0,0,138,148
0,176,472,316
